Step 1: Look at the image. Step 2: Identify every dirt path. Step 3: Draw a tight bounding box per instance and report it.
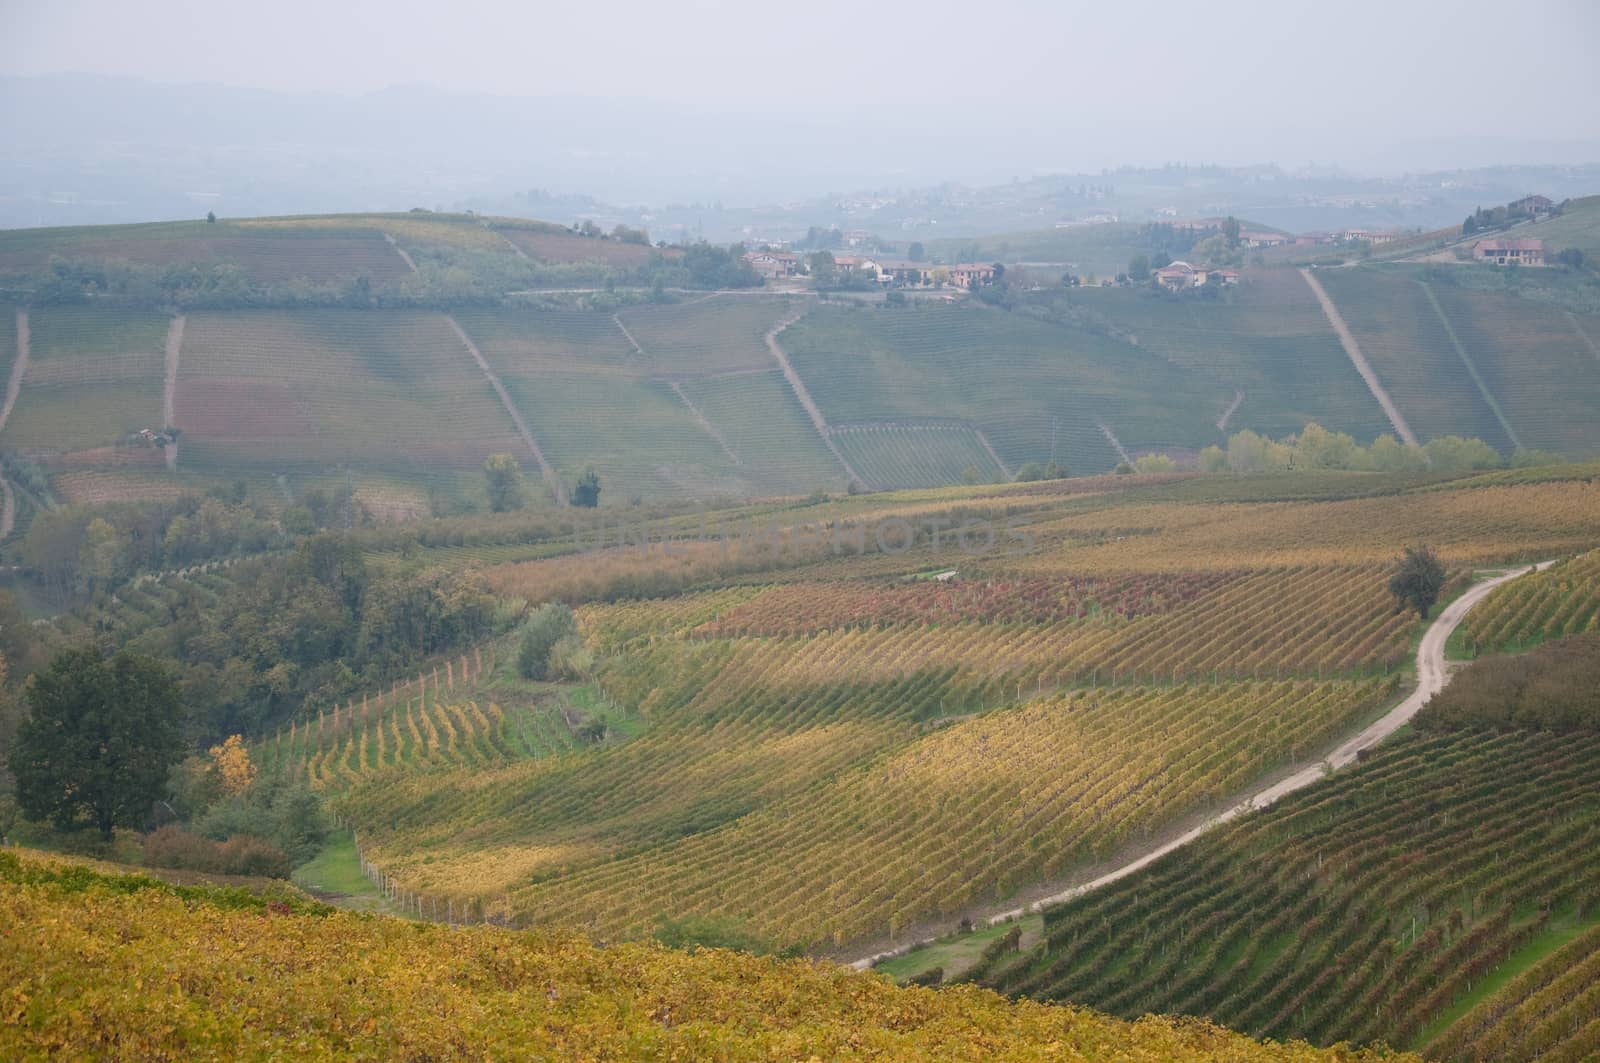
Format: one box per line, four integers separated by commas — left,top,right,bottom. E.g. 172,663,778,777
445,315,562,504
1216,390,1245,433
383,233,419,274
849,563,1547,971
163,314,185,471
670,381,741,464
1569,311,1600,365
1417,280,1523,452
0,475,13,539
1299,268,1420,447
973,428,1012,480
764,307,865,489
1095,420,1132,465
497,231,530,260
2,309,29,434
612,313,646,357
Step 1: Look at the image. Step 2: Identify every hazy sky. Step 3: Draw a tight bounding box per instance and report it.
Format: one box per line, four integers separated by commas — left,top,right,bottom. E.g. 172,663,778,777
3,0,1599,174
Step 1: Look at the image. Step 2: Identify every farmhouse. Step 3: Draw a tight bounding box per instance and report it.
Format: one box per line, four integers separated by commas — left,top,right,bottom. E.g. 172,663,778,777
947,263,998,289
1509,194,1555,217
832,255,881,276
1239,229,1291,248
1472,238,1545,266
1154,261,1239,290
744,250,802,279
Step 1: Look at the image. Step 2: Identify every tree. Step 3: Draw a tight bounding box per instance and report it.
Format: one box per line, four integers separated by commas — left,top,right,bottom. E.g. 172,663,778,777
205,211,216,224
483,453,526,513
1462,214,1478,236
518,603,578,681
1222,216,1241,248
572,467,601,508
9,649,185,840
1389,545,1447,619
807,251,837,288
1127,255,1150,282
207,734,256,797
908,242,925,262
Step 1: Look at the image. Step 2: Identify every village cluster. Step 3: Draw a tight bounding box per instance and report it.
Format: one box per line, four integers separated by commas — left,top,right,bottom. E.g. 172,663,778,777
742,194,1555,292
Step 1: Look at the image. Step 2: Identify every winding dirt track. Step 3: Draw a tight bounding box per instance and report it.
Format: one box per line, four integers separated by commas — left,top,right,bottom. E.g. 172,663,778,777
851,563,1547,971
2,309,28,434
1299,268,1419,448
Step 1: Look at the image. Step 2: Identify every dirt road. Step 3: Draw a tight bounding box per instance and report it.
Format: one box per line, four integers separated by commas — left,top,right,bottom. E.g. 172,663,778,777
163,314,185,470
445,315,561,503
851,563,1545,971
1299,268,1420,447
2,309,28,434
763,309,865,489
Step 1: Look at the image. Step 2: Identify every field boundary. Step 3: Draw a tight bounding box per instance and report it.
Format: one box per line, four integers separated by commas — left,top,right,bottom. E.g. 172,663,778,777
1299,268,1420,447
850,563,1546,972
163,314,185,470
2,308,29,434
382,233,419,274
764,307,866,489
445,315,562,503
1096,420,1132,465
1568,310,1600,365
1417,280,1523,452
669,381,742,465
1217,389,1245,432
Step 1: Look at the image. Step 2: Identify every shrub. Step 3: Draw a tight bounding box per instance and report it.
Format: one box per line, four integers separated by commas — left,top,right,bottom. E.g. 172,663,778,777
143,826,292,878
518,603,579,680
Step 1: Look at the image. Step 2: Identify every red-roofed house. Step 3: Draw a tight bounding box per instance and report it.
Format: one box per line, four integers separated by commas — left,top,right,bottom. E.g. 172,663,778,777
1473,238,1545,266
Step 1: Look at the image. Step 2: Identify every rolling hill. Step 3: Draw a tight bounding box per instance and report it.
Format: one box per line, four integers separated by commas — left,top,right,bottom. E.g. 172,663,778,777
2,211,1599,528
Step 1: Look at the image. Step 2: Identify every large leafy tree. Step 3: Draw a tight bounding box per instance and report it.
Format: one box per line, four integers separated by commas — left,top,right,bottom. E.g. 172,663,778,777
1389,544,1447,619
9,648,185,839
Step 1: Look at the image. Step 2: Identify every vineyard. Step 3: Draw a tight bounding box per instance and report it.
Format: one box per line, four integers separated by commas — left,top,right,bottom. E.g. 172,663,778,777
616,295,797,376
1058,268,1394,442
175,309,523,484
0,218,414,282
965,643,1600,1060
1459,549,1600,653
1313,268,1512,451
673,369,845,493
2,305,167,454
833,424,1007,489
777,301,1226,473
0,851,1394,1062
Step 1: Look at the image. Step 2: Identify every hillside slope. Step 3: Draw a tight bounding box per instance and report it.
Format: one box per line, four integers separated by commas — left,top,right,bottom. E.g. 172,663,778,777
0,849,1399,1061
966,630,1600,1061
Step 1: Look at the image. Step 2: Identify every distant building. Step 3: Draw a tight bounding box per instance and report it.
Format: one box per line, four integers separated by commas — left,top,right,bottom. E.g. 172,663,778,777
1154,261,1239,290
1473,238,1545,266
947,263,997,289
842,229,872,249
1342,228,1401,245
744,250,802,279
1238,230,1290,248
1295,232,1336,246
832,255,881,277
1509,194,1555,217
